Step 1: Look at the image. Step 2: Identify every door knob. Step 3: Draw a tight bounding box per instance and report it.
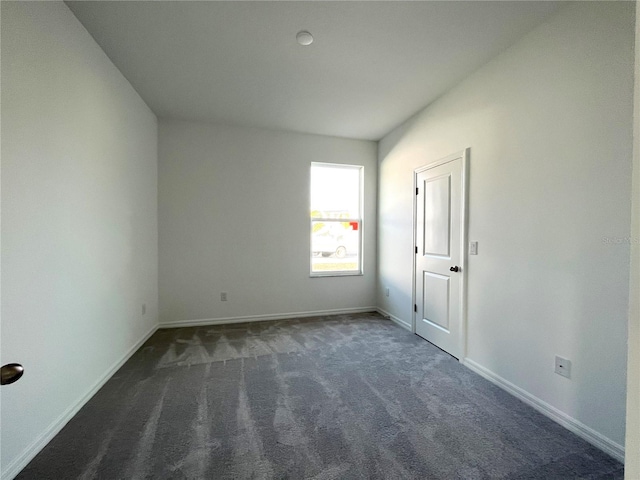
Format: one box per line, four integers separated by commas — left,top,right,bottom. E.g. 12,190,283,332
1,363,24,385
450,266,460,272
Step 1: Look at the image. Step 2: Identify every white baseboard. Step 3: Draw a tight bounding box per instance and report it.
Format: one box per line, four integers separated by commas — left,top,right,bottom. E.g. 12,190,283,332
462,358,625,463
158,306,378,328
376,307,413,332
2,324,159,480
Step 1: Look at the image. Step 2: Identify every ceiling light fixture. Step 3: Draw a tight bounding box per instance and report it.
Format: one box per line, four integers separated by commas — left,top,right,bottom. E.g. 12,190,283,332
296,31,313,46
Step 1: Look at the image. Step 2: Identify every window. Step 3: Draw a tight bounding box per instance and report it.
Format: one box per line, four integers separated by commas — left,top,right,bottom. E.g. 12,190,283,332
310,163,363,276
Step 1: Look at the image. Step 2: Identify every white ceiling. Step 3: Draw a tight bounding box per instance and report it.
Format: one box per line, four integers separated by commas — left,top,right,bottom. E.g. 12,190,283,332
66,1,563,141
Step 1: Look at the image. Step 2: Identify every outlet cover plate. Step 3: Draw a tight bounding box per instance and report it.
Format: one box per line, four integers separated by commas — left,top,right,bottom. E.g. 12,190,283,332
555,356,571,379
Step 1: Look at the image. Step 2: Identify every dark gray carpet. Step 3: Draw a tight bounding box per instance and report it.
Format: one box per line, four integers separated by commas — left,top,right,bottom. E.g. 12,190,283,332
18,312,623,479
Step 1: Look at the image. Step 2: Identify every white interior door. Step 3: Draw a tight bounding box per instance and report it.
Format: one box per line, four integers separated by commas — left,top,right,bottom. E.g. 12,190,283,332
414,150,467,359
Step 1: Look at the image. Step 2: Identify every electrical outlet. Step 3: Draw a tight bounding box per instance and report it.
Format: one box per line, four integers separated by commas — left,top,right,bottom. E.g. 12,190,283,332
142,303,146,315
555,356,571,379
385,287,390,297
220,292,227,302
469,241,478,255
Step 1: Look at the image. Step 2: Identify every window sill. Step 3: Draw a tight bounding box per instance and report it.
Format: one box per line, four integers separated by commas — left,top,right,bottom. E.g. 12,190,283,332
310,272,364,278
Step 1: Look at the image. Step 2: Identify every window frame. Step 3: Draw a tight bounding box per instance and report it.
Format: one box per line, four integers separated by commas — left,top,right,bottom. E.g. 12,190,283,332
309,162,364,277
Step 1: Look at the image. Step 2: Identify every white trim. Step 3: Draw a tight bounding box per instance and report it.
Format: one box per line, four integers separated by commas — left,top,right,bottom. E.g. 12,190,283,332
309,162,364,277
414,149,468,174
413,148,470,357
412,166,418,334
459,148,470,359
376,308,412,331
462,358,625,463
1,324,159,480
158,306,378,329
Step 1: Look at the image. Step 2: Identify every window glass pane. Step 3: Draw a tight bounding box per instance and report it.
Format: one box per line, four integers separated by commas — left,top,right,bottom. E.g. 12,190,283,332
311,164,361,218
311,220,360,273
310,163,362,276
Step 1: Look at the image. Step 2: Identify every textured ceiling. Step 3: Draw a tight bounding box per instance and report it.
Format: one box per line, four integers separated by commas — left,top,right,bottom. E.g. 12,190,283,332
66,1,563,140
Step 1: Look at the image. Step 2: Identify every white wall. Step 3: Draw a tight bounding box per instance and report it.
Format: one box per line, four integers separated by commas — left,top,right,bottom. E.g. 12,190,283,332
378,2,634,455
1,3,158,478
625,3,640,477
159,121,376,325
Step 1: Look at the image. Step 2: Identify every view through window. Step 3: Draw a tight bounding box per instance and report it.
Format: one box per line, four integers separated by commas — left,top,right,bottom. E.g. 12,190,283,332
310,163,363,276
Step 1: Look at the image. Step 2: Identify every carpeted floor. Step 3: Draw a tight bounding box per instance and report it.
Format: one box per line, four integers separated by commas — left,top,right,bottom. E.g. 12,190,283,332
18,312,623,479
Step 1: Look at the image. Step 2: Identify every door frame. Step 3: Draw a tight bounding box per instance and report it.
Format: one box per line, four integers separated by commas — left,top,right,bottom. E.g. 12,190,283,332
412,148,470,361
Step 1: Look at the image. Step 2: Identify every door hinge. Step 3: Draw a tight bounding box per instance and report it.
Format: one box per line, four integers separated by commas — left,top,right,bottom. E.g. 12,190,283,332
416,187,419,195
414,304,417,312
415,246,418,254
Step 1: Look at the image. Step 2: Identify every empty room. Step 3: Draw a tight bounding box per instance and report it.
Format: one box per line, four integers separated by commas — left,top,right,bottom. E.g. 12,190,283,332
1,1,639,479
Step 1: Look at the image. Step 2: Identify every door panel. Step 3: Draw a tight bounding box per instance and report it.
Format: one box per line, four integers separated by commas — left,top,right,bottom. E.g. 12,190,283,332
422,271,450,331
415,152,466,359
423,174,451,257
